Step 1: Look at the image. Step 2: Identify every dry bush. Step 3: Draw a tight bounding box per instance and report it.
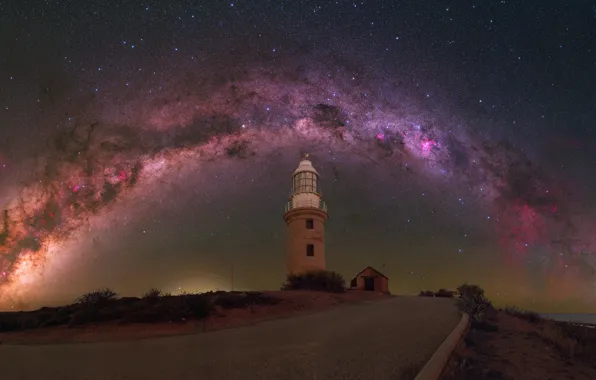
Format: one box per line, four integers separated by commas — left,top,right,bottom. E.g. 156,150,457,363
119,310,164,324
76,288,118,305
434,288,455,298
418,290,435,297
120,293,212,324
142,288,163,299
39,309,70,327
211,291,280,309
163,294,212,320
0,314,21,332
419,289,456,297
504,306,543,324
281,270,346,293
1,308,75,331
68,309,100,326
142,288,171,300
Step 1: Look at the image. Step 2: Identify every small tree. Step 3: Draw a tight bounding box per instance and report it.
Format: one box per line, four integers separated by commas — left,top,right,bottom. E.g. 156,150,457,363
143,288,163,299
281,270,346,293
76,288,118,306
456,283,491,323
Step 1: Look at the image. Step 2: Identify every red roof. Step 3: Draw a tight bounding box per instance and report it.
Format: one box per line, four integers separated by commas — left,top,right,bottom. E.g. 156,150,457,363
352,266,388,279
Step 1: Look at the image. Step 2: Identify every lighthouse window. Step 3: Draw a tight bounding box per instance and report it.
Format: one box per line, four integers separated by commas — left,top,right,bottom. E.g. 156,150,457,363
293,172,318,194
306,219,314,229
306,244,314,256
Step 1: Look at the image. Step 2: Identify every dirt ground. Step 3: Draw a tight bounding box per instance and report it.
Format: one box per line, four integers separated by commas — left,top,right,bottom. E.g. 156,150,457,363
441,312,596,380
0,290,390,344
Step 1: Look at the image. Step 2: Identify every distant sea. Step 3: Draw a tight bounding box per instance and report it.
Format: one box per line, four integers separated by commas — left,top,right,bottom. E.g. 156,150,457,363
541,313,596,325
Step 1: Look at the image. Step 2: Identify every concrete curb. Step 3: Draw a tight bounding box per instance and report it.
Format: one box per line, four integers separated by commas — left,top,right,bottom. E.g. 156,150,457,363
414,313,470,380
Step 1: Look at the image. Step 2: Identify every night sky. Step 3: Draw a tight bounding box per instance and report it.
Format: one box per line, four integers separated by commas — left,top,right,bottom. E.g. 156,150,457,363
1,0,595,313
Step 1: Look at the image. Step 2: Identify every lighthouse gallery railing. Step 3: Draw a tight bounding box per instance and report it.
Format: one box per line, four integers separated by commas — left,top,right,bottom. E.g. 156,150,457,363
284,199,328,213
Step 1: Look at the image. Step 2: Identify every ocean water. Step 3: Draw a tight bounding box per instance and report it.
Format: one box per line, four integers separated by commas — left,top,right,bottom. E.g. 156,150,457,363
541,313,596,325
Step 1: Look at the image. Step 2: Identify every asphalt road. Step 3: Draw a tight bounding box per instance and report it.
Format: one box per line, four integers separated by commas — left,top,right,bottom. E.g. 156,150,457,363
0,296,461,380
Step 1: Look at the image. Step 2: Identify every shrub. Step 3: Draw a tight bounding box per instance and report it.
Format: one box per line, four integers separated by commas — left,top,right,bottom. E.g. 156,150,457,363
435,289,455,298
115,297,142,309
504,306,543,324
0,317,21,332
456,283,492,323
67,305,127,325
472,320,499,332
68,309,100,326
120,310,164,324
213,292,280,309
96,306,130,322
19,312,56,329
156,294,213,322
40,312,70,327
281,270,346,293
143,288,163,299
178,294,212,319
419,289,456,297
76,288,118,306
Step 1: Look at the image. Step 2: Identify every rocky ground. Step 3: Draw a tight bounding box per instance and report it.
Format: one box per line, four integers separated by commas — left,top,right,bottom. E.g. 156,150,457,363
441,309,596,380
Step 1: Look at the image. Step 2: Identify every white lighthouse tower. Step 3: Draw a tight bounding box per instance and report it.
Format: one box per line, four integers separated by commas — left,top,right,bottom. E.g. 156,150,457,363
283,154,329,275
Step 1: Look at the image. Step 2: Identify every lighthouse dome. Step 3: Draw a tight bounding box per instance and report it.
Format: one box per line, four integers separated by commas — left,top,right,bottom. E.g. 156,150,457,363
293,159,319,176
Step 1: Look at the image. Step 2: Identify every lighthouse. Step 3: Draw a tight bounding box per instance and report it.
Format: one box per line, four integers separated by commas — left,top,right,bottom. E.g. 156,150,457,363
283,154,329,275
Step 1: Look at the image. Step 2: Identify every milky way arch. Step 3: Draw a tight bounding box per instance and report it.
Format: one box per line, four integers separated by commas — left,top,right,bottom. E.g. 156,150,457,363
0,57,594,308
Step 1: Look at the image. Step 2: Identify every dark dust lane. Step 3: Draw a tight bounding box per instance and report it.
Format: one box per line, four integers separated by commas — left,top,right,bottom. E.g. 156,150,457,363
0,296,461,380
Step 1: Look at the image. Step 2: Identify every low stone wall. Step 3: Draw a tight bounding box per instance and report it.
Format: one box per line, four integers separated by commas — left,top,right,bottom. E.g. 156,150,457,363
414,313,471,380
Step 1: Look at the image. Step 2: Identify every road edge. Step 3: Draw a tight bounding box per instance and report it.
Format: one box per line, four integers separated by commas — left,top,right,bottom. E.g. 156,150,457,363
414,312,470,380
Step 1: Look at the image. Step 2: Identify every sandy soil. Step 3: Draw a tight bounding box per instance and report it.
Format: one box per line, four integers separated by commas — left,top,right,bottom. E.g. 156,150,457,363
0,290,390,345
441,312,596,380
